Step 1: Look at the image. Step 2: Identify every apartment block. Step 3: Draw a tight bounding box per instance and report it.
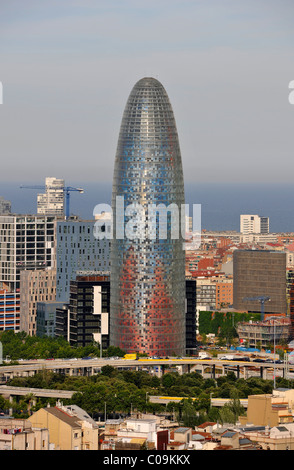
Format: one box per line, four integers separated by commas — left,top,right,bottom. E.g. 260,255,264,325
20,269,56,335
215,279,233,309
0,418,49,451
0,290,20,331
195,278,216,310
240,214,269,234
28,404,99,450
0,197,11,215
37,177,65,216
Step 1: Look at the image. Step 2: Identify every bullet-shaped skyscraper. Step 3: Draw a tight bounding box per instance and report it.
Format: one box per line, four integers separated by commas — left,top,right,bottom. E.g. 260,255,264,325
110,77,186,356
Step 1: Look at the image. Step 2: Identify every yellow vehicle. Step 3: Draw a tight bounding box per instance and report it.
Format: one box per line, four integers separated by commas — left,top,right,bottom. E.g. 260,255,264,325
123,353,138,360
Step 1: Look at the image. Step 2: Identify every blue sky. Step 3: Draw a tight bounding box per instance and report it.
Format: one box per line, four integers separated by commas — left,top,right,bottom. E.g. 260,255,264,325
0,0,294,185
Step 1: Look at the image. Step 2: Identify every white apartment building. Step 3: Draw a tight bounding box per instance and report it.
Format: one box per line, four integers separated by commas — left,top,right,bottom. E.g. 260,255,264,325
37,177,65,216
240,214,269,235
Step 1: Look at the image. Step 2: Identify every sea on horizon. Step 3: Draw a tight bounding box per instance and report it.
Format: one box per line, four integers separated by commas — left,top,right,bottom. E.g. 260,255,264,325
0,181,293,234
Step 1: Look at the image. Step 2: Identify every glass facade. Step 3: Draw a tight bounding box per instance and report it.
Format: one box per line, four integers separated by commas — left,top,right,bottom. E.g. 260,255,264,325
110,77,185,356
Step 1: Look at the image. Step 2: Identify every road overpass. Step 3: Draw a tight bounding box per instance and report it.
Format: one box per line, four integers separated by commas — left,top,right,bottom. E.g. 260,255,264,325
0,357,289,382
149,395,248,408
0,385,75,401
0,386,248,409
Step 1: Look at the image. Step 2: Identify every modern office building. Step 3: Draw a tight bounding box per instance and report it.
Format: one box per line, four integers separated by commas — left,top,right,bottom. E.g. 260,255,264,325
55,303,70,341
233,250,287,315
0,214,56,292
185,279,197,354
110,77,186,356
56,218,110,303
240,214,269,235
0,214,57,332
36,300,64,337
37,177,65,217
68,273,110,348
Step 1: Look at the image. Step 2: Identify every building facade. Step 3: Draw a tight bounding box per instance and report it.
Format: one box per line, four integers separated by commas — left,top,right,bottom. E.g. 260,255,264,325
56,218,110,303
0,214,56,292
110,77,186,356
36,300,65,337
0,290,20,332
20,269,56,335
37,177,65,216
236,316,290,349
68,274,110,348
185,279,197,354
240,214,269,235
233,250,287,314
0,197,11,215
0,214,57,333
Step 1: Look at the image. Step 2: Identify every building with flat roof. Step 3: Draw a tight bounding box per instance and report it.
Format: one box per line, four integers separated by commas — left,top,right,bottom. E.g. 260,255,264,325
20,268,56,335
56,218,110,303
37,177,65,217
240,214,269,234
0,197,11,215
233,250,287,314
68,273,110,348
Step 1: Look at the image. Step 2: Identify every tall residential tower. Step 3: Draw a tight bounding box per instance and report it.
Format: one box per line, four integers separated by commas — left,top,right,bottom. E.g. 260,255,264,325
110,77,186,356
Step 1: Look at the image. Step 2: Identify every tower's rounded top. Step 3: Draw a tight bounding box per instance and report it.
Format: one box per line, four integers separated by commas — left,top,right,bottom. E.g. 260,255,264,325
133,77,163,89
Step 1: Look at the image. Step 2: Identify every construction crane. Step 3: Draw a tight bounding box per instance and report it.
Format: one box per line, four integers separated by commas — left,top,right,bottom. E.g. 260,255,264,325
20,184,84,219
242,296,271,321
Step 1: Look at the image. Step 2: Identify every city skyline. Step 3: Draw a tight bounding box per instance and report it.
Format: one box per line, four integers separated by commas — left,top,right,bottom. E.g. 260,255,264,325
0,1,294,185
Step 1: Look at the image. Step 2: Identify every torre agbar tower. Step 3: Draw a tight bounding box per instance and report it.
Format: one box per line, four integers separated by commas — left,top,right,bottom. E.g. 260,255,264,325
110,77,186,356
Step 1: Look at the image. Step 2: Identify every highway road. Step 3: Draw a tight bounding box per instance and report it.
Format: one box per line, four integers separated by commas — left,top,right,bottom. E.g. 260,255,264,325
0,356,289,380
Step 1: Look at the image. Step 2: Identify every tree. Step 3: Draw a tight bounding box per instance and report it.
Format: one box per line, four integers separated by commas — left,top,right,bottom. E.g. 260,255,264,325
181,398,197,427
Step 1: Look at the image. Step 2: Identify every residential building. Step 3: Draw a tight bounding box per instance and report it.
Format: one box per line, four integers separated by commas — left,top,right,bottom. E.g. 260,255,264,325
233,250,287,314
215,278,233,308
20,269,56,335
242,424,294,450
0,418,49,451
239,389,294,428
0,290,20,331
110,77,186,357
37,177,65,217
115,418,157,449
196,277,216,310
240,214,269,234
0,197,11,215
28,403,99,450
